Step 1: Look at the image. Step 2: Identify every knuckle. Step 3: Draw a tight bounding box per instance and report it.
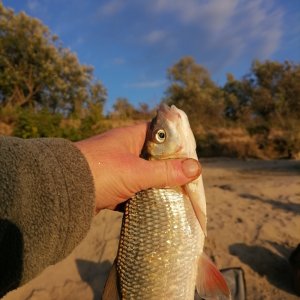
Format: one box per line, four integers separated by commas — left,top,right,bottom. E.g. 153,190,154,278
162,160,177,187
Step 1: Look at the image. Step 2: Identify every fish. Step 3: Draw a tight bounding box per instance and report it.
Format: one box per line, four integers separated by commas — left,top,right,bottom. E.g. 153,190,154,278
103,104,231,300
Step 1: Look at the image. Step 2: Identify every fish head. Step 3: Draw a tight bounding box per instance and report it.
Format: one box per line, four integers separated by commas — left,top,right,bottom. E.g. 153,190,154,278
144,104,196,160
143,103,207,237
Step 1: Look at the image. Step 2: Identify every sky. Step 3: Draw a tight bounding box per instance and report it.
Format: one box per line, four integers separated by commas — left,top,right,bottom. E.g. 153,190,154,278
3,0,300,112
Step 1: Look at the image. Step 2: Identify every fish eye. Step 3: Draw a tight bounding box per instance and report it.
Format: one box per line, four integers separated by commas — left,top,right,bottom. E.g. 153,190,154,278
155,129,166,143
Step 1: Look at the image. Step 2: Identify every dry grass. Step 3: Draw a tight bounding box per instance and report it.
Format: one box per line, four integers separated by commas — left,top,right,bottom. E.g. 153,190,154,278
0,122,13,135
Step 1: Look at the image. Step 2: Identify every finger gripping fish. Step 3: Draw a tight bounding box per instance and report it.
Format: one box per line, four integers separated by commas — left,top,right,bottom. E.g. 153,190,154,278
103,104,230,300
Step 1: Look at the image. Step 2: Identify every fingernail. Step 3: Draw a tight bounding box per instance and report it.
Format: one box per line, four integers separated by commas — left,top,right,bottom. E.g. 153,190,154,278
182,159,201,178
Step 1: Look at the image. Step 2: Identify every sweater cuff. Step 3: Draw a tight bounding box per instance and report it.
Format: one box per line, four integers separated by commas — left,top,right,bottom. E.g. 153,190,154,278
34,138,95,255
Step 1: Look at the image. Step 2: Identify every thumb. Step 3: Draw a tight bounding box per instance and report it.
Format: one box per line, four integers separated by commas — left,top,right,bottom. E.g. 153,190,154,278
135,158,202,190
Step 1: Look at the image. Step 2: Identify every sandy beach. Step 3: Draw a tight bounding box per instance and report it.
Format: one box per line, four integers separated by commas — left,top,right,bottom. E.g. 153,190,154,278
4,158,300,300
202,158,300,300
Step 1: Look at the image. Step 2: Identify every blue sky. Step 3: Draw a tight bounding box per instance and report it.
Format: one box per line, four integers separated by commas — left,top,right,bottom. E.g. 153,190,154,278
3,0,300,112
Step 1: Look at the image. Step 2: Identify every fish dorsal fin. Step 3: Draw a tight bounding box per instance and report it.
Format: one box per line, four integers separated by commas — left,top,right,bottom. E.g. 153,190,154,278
196,253,231,299
184,174,207,236
102,261,120,300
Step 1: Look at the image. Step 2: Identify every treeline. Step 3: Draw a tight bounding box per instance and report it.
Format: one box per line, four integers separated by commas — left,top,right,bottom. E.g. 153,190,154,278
165,57,300,159
0,4,299,158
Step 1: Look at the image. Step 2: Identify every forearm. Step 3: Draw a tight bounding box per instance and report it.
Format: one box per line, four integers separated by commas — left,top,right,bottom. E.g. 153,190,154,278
0,136,95,295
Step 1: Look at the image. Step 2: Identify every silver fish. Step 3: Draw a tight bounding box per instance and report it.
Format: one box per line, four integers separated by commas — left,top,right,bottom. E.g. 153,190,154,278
103,104,230,300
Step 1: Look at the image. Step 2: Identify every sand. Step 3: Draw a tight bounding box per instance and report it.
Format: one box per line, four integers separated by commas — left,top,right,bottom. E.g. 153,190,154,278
3,158,300,300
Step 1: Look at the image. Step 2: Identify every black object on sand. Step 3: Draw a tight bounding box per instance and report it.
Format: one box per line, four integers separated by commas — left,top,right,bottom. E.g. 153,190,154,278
289,243,300,295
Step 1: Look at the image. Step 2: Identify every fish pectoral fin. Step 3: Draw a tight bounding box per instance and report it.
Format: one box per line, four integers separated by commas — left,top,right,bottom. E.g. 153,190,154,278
184,175,207,236
191,199,207,237
196,253,231,299
102,261,120,300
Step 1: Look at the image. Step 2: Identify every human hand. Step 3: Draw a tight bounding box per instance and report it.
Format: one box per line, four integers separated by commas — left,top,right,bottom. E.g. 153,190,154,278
75,123,201,213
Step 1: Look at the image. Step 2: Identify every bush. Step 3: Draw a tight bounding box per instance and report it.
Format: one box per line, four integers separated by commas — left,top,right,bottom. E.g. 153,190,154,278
12,107,115,141
13,109,62,138
268,133,300,159
0,105,20,125
195,128,263,158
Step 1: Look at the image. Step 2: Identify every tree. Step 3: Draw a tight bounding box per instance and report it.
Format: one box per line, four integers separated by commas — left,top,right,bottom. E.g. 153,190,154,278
164,56,224,128
248,60,300,125
223,73,253,123
223,60,300,158
0,3,106,115
136,102,155,119
111,98,136,119
223,60,300,127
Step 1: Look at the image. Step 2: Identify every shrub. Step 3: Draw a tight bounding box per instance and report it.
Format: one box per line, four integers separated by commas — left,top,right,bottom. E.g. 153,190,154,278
13,109,62,138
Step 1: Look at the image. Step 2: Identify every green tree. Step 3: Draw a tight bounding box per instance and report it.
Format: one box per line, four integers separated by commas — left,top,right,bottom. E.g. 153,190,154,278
248,60,300,125
224,60,300,127
164,56,224,128
223,73,253,123
223,60,300,158
0,3,106,115
111,98,136,119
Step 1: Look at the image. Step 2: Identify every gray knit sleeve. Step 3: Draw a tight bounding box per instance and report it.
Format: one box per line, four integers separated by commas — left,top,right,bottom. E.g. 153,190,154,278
0,136,95,295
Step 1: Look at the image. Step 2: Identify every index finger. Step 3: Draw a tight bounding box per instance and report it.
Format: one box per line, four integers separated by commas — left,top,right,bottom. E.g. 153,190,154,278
99,122,149,155
123,122,149,154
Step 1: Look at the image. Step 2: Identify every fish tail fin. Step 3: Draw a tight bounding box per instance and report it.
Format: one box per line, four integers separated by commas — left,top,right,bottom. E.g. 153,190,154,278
196,253,231,299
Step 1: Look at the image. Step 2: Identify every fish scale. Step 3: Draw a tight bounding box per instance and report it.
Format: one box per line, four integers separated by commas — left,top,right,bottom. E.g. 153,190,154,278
117,188,203,300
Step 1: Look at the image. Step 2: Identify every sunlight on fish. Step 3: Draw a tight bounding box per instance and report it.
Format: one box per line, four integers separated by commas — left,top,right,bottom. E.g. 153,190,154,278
103,104,230,300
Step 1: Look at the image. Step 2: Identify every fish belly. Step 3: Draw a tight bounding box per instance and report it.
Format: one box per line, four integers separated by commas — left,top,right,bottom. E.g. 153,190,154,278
117,188,203,300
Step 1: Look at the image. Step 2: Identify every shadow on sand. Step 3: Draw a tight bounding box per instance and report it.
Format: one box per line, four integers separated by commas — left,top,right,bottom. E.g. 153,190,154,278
239,193,300,215
76,259,112,300
229,243,297,295
203,158,300,175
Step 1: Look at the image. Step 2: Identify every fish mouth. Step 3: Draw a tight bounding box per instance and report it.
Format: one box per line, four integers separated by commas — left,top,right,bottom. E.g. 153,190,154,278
158,104,181,122
151,145,184,160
